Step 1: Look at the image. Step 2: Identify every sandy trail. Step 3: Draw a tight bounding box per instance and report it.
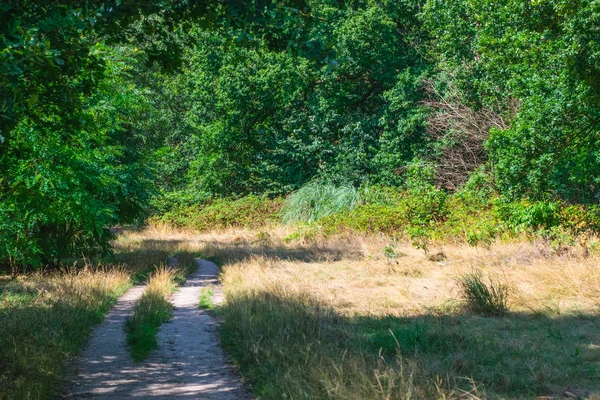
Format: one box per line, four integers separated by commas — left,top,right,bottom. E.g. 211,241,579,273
68,259,249,399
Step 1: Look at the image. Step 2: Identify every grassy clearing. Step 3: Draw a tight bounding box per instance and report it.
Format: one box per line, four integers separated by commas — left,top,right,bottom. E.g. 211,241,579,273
4,225,599,399
125,267,176,362
180,228,600,399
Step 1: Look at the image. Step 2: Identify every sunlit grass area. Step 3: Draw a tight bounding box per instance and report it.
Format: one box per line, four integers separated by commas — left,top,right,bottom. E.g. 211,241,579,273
180,227,600,399
2,226,599,399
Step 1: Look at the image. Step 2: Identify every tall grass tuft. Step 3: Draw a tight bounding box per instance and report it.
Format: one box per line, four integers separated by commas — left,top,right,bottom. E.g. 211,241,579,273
457,270,508,316
282,182,361,223
125,266,176,362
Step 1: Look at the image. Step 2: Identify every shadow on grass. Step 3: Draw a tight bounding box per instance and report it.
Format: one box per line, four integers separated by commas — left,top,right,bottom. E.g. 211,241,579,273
219,289,600,399
0,245,175,399
201,241,363,266
0,282,126,399
124,238,364,266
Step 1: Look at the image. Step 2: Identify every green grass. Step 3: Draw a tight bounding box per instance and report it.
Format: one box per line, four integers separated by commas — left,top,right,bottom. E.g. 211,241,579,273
173,251,201,283
219,289,458,399
198,287,215,310
282,182,361,223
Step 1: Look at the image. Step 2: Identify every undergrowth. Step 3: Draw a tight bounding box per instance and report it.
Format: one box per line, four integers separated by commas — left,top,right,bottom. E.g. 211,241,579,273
155,184,600,250
152,195,283,232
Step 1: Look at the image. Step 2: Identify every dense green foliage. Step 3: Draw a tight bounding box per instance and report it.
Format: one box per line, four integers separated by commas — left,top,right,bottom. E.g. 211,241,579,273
424,0,600,202
153,195,283,231
3,0,600,266
150,1,428,200
1,2,170,268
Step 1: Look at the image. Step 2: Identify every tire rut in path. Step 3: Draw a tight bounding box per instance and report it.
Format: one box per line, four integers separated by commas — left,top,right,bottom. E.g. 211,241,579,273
69,259,250,399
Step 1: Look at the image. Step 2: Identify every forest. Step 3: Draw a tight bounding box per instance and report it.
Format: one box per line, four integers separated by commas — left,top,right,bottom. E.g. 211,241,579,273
2,0,600,267
1,1,600,399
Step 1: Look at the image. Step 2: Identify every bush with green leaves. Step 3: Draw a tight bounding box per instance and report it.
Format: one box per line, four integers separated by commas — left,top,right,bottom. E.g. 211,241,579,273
0,45,152,268
155,196,283,232
422,0,600,203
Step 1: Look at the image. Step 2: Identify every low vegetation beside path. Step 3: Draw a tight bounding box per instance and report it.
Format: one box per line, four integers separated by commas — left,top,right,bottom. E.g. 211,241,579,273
0,267,130,399
190,228,600,399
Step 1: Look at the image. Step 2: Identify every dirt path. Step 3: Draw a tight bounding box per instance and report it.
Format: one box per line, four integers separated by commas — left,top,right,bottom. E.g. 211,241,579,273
68,259,249,399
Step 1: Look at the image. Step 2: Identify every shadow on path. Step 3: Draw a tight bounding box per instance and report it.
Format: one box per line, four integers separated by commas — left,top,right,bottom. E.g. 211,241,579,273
68,260,250,399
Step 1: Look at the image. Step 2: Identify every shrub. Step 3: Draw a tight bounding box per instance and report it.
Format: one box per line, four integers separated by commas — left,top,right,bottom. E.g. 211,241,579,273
457,270,508,317
320,203,409,235
494,200,561,234
154,195,283,231
359,185,404,206
282,182,361,223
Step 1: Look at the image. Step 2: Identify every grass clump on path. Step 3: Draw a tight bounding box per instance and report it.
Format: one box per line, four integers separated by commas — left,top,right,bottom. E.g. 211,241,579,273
125,267,176,362
198,286,215,310
124,250,200,362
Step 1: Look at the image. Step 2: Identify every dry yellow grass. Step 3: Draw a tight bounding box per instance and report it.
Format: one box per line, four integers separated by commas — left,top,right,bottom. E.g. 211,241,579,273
0,265,131,399
145,266,177,298
109,227,600,398
176,228,599,316
2,265,130,305
120,226,600,318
